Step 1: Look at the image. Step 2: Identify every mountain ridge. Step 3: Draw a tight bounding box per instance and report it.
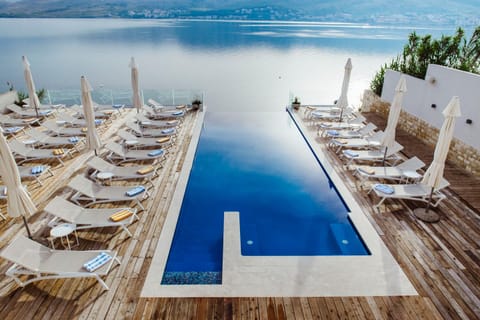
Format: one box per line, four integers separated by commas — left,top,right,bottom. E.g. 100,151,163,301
0,0,478,26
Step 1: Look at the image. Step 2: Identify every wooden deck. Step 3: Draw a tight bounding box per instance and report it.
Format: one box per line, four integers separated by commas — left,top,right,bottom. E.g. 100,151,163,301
0,108,479,319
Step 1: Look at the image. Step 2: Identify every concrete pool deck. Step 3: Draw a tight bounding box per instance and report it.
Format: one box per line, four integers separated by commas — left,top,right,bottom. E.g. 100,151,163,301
141,108,417,297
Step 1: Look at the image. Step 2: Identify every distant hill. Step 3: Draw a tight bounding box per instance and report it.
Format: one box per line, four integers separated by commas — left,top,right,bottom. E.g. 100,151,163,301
0,0,478,26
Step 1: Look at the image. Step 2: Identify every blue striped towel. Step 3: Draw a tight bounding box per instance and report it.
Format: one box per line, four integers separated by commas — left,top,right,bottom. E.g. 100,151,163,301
126,186,145,197
172,111,184,116
112,104,123,108
161,128,175,134
148,149,164,157
69,136,79,143
39,109,52,115
344,150,359,157
31,166,44,174
326,130,339,136
94,119,103,125
374,184,394,194
83,252,112,272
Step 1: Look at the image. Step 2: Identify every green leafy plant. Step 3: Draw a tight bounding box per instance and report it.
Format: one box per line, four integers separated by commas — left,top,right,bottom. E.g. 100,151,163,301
370,26,480,96
6,82,46,106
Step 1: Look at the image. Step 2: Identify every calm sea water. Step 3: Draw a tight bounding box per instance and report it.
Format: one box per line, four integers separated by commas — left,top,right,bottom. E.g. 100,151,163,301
0,19,457,111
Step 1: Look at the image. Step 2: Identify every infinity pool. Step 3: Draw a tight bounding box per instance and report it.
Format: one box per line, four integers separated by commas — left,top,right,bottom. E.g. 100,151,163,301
162,111,369,284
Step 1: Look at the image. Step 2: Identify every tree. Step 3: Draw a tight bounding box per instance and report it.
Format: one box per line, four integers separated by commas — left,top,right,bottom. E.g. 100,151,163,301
370,26,480,96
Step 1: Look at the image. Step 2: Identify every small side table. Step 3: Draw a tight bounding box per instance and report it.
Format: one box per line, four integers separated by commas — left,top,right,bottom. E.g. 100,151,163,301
402,170,422,183
97,171,114,185
49,223,79,250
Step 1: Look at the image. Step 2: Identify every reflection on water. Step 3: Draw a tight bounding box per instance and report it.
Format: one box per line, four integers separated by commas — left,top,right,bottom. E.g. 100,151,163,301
0,19,458,111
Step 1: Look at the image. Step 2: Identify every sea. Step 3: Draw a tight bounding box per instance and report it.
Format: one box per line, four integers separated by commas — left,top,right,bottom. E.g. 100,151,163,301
0,18,461,111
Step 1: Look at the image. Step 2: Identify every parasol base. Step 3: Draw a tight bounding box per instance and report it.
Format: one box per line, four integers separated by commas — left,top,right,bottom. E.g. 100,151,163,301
413,208,440,223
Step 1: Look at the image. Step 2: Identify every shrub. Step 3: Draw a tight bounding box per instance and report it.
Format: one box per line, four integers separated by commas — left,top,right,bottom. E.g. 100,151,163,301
370,26,480,96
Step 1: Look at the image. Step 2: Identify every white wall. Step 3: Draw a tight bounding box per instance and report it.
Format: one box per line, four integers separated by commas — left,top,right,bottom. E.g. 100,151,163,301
0,90,17,114
382,65,480,150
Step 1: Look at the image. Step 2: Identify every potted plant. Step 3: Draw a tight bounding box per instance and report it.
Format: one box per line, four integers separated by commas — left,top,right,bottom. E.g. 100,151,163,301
292,97,301,110
191,98,202,110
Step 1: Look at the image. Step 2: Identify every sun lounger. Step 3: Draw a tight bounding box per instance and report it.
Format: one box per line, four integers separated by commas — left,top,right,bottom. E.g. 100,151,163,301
341,141,404,166
125,121,177,138
45,196,138,237
67,175,149,211
317,114,366,136
0,114,40,128
87,156,158,187
143,104,187,120
117,129,173,149
147,99,193,113
104,141,166,164
353,156,425,186
325,122,377,139
328,131,383,154
303,104,337,118
136,113,180,128
24,128,84,152
18,165,54,186
0,235,120,290
370,177,450,208
0,125,25,136
7,104,54,118
21,98,65,111
70,104,112,119
57,111,104,127
9,139,70,166
42,119,88,136
307,106,355,124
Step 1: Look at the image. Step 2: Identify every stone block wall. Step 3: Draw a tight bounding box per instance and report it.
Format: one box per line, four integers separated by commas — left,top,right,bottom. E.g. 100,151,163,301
361,90,480,177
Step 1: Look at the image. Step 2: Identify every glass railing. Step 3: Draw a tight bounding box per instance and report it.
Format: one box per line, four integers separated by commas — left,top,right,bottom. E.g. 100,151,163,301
46,88,204,107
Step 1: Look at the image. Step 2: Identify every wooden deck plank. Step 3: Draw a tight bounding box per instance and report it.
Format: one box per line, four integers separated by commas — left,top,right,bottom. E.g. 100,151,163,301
0,109,479,319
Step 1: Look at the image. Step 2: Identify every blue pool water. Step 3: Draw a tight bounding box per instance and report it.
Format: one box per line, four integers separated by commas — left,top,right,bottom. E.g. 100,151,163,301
162,111,369,284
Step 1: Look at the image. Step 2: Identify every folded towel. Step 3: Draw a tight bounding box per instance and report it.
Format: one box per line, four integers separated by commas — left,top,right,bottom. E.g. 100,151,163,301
109,209,133,222
172,111,183,116
148,149,164,157
161,128,175,134
39,110,52,115
3,187,6,196
22,117,36,123
326,130,339,136
374,184,394,194
343,150,359,157
81,127,88,132
141,121,152,126
5,127,22,133
83,252,112,272
166,120,177,125
156,137,170,144
358,167,375,175
31,166,45,174
126,186,145,197
112,104,123,108
176,105,186,109
69,136,80,143
52,148,64,155
319,123,332,128
94,119,103,125
335,139,348,145
137,165,154,175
